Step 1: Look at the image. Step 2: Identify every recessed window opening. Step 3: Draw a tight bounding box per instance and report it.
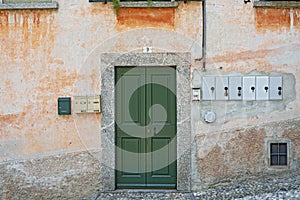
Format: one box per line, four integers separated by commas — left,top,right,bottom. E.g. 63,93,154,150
270,143,288,166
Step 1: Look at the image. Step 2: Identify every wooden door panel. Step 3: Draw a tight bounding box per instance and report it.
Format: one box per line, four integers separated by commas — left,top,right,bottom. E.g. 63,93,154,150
122,76,142,125
121,137,142,175
150,138,171,176
116,137,147,187
116,67,176,188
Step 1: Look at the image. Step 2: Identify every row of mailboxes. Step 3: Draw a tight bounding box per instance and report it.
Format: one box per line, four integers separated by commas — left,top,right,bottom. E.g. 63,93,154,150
202,76,283,101
74,95,101,113
58,96,101,115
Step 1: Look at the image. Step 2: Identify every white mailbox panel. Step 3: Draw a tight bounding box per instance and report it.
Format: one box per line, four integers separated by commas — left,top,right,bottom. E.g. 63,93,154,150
229,76,242,100
243,76,256,100
87,95,101,113
216,76,229,100
74,96,87,113
202,76,216,100
256,76,269,100
269,76,283,100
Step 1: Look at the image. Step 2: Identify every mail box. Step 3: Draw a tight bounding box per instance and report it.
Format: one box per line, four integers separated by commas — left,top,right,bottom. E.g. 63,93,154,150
58,97,71,115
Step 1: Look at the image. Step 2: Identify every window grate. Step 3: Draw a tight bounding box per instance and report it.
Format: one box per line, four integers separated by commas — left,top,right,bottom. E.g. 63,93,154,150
270,143,287,166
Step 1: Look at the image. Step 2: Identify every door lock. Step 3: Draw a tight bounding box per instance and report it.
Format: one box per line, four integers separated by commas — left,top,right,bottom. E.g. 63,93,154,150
211,86,215,93
264,86,269,93
224,87,228,96
237,86,242,96
278,86,282,96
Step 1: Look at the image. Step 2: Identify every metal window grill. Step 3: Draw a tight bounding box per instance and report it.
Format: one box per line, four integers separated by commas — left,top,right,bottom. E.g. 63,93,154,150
270,143,287,166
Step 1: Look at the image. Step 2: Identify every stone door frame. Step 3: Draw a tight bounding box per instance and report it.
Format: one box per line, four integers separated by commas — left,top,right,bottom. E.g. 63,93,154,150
100,53,191,191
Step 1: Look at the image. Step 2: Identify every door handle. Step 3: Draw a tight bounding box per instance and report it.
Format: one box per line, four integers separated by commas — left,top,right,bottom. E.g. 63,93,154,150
154,127,157,135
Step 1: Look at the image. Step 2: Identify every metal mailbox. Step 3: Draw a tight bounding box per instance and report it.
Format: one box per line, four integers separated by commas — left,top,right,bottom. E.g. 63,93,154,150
87,95,101,113
269,76,283,100
58,97,71,115
202,76,216,100
229,76,242,100
256,76,269,100
216,76,229,100
74,95,101,113
74,96,88,113
201,75,283,101
243,76,256,100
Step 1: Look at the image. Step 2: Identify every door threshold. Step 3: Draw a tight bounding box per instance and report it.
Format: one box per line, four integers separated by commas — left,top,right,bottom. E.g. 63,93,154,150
108,189,179,193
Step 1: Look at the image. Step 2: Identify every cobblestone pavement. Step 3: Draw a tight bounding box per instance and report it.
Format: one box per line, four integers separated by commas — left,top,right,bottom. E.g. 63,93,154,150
94,171,300,199
94,190,300,200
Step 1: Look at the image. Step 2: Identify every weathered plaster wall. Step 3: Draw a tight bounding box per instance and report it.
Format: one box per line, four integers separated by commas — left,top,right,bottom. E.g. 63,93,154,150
1,151,102,199
0,1,201,161
191,0,300,189
0,0,299,197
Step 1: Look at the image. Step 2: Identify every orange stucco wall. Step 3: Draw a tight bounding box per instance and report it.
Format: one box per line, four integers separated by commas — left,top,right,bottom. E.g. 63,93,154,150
0,0,300,188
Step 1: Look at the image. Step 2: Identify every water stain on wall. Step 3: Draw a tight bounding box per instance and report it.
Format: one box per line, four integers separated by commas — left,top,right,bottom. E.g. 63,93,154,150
116,8,175,30
255,8,291,32
0,10,55,61
293,9,300,28
207,43,300,70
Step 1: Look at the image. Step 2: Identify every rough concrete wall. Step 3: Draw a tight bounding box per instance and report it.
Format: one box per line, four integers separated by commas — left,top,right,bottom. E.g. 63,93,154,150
0,151,102,199
194,119,300,187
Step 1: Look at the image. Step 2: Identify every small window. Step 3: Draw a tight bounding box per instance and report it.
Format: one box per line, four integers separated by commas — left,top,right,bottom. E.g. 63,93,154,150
254,0,300,8
270,143,287,166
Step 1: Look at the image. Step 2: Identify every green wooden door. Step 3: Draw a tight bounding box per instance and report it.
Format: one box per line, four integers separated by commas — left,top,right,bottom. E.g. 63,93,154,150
115,67,176,189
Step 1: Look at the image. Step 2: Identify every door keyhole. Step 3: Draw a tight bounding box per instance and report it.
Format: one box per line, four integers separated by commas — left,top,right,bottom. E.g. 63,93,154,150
211,86,215,93
237,86,242,96
264,86,269,93
278,86,282,96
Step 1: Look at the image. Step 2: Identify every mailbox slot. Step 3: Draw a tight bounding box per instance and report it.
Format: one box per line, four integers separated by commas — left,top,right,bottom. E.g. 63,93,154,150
202,76,216,100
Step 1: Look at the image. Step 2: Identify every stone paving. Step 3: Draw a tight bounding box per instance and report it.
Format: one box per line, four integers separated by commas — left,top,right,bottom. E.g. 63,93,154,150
94,171,300,200
93,190,300,200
